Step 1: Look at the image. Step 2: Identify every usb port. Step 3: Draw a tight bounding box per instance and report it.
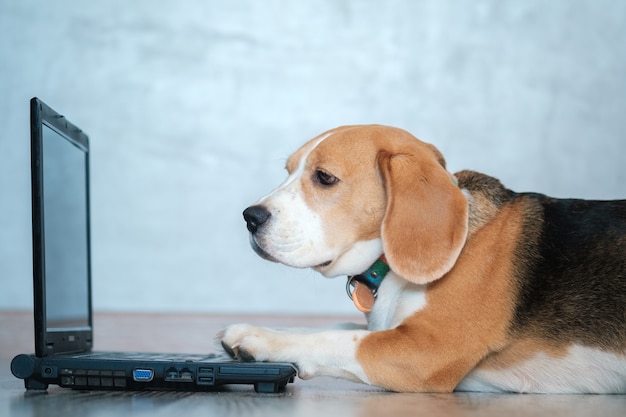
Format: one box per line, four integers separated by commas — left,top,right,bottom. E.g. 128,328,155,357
133,369,154,382
197,376,214,386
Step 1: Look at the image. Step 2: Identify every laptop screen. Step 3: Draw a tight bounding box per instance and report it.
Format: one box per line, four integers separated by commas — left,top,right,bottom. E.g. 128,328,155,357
41,122,90,329
31,98,92,355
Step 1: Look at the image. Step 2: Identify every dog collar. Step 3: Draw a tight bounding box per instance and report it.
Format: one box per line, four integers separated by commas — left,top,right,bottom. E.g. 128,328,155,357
346,255,390,313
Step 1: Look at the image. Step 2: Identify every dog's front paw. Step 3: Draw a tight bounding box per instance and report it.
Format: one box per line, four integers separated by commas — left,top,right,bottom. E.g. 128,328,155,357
218,324,277,362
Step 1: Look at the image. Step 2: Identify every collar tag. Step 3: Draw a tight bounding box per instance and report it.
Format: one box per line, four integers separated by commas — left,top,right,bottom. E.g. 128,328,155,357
350,280,375,313
346,256,390,313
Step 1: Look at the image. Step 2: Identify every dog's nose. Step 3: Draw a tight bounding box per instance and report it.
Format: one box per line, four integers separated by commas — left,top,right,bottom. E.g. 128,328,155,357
243,205,271,234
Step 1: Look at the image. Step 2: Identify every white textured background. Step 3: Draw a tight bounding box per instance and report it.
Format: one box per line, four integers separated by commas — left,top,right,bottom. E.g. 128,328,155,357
1,0,625,314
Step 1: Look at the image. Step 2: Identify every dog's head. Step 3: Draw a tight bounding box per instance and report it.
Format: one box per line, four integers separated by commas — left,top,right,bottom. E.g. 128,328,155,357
243,125,469,284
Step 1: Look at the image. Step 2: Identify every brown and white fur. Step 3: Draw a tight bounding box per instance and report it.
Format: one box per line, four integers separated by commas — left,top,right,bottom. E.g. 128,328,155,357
220,125,626,393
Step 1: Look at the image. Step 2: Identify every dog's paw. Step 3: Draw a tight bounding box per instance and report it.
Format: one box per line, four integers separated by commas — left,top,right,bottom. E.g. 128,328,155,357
218,324,278,362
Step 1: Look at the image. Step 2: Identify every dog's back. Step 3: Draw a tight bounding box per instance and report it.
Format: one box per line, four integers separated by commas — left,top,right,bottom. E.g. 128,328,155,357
514,194,626,349
457,170,626,392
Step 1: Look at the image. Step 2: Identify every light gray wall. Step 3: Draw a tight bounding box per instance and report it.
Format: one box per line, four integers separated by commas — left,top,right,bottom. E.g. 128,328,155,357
1,0,625,314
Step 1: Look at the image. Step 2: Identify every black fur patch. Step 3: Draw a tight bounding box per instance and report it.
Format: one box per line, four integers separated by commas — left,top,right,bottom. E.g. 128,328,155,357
512,194,626,350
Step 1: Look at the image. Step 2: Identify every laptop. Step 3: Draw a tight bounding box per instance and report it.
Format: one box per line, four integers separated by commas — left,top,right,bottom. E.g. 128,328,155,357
10,97,297,393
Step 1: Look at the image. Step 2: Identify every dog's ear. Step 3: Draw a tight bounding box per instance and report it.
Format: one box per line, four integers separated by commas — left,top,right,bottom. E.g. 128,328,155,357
377,146,468,284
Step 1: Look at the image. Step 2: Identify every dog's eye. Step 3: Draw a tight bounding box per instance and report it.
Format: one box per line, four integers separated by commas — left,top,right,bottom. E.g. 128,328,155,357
315,170,339,186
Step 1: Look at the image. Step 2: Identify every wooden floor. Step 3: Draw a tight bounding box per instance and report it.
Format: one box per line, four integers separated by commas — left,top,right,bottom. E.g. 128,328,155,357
2,311,625,417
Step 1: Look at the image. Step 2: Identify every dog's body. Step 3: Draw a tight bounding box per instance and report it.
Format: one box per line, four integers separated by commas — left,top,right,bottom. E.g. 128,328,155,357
220,125,626,393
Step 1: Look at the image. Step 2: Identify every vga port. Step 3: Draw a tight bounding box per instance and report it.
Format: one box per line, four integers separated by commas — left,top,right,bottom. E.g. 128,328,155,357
133,368,154,382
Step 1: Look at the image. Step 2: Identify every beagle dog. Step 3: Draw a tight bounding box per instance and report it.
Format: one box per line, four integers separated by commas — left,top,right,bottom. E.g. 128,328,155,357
220,125,626,393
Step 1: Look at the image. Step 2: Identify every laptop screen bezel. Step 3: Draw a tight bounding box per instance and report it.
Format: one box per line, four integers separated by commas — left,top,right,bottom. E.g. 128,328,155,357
30,97,93,357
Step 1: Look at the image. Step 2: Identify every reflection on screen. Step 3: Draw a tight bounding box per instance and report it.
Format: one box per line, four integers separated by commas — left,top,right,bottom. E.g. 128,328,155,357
42,123,90,330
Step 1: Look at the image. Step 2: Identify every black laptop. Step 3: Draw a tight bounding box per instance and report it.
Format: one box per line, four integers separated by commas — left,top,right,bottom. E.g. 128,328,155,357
10,97,296,393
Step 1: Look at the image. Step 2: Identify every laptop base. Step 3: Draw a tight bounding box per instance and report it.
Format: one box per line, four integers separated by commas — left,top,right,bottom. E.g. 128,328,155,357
12,353,296,394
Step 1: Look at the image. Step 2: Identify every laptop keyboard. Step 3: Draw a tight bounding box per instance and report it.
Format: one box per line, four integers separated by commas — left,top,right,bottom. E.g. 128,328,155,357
68,351,231,362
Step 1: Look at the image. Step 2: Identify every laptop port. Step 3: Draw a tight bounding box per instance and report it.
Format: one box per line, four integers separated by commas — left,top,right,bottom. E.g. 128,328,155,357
179,368,193,380
197,376,214,386
164,366,194,382
132,368,154,382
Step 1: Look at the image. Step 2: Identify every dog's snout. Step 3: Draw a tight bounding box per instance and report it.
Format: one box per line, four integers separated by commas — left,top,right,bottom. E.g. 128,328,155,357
243,205,271,233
